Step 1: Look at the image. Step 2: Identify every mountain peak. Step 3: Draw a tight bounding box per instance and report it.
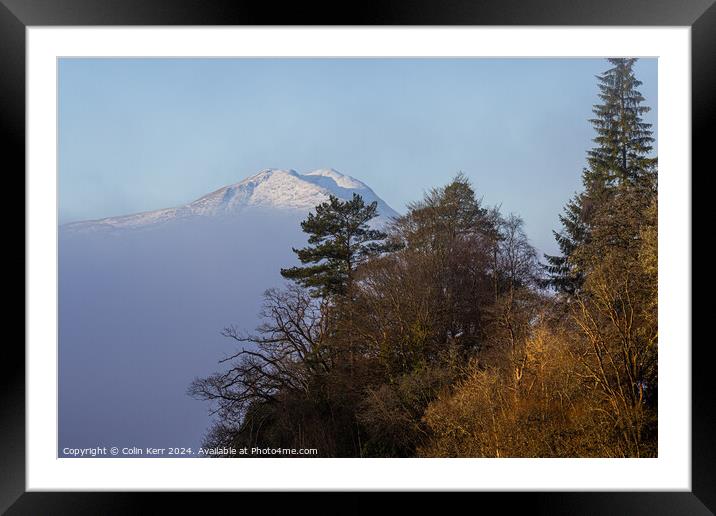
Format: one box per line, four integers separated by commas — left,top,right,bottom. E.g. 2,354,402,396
244,168,299,181
303,168,365,189
62,168,398,234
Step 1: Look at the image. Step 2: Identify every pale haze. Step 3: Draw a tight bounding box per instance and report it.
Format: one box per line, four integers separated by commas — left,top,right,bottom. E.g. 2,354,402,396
59,58,658,256
58,58,657,455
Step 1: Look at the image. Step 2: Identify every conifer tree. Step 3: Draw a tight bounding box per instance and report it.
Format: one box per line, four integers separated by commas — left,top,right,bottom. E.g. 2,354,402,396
586,58,656,187
281,193,392,298
545,58,656,294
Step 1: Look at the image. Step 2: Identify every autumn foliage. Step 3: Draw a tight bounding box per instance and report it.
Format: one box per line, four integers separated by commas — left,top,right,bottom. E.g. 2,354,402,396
190,59,657,458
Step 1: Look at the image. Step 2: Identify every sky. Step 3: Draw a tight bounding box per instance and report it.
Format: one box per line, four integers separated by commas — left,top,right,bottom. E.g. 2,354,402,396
58,57,658,453
58,57,657,256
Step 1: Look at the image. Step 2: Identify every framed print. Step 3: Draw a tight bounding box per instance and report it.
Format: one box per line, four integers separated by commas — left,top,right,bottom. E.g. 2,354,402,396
3,0,711,512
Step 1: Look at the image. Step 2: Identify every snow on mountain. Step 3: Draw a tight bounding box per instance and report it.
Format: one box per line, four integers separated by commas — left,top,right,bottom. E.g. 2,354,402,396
62,168,399,233
58,168,399,453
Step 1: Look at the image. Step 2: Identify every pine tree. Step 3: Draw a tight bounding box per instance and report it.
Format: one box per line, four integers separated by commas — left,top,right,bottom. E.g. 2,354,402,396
281,193,392,298
586,58,656,187
545,58,656,294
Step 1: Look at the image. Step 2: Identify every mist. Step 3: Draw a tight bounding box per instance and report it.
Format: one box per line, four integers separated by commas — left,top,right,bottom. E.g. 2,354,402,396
58,210,306,456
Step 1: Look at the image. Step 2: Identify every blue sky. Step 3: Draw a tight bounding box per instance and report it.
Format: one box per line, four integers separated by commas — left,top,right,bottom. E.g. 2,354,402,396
58,58,657,255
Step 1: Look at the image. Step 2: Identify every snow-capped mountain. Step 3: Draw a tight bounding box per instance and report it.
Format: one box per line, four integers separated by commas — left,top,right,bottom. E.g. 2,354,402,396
62,168,399,233
58,168,398,454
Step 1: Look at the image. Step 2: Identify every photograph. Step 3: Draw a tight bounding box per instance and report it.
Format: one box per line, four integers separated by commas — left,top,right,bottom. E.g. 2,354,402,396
58,56,658,459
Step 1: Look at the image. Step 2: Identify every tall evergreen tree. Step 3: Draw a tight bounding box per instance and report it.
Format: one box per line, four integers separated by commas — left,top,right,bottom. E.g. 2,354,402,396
545,58,656,294
281,193,392,298
586,58,656,187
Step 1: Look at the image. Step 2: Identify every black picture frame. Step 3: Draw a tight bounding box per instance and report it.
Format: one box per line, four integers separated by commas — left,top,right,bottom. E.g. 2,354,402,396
3,0,709,513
